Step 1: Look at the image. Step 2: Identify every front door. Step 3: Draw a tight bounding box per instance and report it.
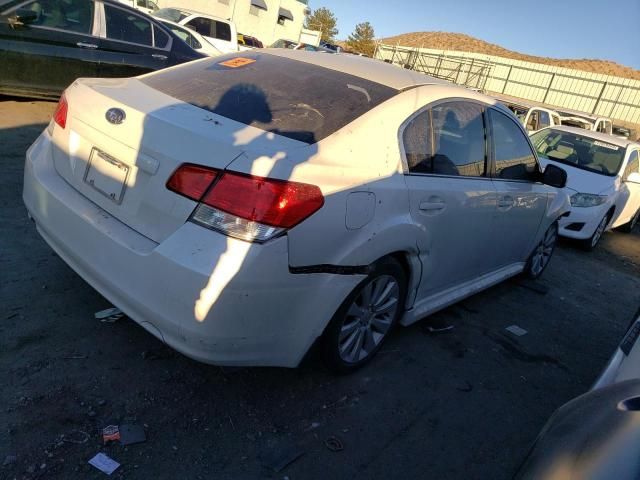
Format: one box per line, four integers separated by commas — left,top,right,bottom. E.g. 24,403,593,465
402,100,498,299
488,108,549,266
0,0,99,97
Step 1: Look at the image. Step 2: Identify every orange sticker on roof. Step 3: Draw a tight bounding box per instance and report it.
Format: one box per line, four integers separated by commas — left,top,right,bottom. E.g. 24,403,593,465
219,57,257,68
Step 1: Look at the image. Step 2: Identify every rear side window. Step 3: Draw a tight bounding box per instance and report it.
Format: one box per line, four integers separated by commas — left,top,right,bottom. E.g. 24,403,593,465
104,4,152,46
489,109,539,181
18,0,94,34
153,24,169,48
403,101,486,177
141,53,397,144
214,20,231,42
539,111,551,129
185,17,210,36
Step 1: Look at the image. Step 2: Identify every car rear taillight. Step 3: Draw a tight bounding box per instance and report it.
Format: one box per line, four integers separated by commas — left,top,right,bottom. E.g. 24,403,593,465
53,93,68,129
167,165,324,243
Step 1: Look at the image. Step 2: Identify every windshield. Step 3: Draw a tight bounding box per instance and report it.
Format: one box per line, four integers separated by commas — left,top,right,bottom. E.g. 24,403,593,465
142,52,398,144
530,129,626,176
153,8,189,22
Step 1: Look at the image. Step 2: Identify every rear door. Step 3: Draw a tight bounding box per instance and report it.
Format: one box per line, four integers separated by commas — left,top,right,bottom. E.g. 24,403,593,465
488,108,549,267
95,2,169,78
0,0,99,97
402,100,498,298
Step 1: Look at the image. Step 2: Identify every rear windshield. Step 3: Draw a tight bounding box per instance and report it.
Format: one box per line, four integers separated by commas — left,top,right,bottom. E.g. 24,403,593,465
153,8,189,22
141,53,398,144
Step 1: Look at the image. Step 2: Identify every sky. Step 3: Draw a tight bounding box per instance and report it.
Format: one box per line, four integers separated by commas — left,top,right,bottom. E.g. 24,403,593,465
310,0,640,70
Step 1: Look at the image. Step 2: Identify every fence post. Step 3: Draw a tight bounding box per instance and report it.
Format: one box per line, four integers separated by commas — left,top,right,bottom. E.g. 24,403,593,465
592,82,608,115
501,65,513,94
608,85,624,118
542,73,556,104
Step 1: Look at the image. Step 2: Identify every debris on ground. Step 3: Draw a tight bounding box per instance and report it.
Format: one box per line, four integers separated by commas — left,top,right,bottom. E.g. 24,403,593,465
261,445,305,473
2,455,17,466
94,307,124,323
102,426,120,444
119,424,146,446
423,317,455,334
304,422,321,431
505,325,528,337
324,436,344,452
88,453,120,475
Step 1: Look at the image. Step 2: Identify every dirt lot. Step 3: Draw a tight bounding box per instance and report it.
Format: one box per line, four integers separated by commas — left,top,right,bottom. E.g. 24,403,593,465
1,98,639,480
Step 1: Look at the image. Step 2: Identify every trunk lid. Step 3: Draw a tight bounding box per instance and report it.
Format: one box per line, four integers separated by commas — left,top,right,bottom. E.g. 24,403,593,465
51,77,300,243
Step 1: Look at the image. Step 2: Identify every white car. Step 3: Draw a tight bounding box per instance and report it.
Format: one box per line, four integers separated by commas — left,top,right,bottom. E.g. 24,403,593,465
557,109,613,135
532,126,640,249
153,8,237,53
23,51,570,371
157,19,222,57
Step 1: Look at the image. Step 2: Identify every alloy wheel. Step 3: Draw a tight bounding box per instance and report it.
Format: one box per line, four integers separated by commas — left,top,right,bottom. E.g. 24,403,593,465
338,275,400,364
530,224,557,277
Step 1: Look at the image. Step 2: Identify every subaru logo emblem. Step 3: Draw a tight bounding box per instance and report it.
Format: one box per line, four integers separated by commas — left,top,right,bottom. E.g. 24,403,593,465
105,108,126,125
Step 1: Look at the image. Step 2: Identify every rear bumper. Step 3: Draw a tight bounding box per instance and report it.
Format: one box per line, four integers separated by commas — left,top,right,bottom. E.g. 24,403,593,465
23,131,362,367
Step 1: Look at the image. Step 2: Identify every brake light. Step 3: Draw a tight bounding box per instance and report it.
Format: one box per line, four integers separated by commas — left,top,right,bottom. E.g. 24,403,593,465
166,165,324,243
167,164,219,201
53,93,68,129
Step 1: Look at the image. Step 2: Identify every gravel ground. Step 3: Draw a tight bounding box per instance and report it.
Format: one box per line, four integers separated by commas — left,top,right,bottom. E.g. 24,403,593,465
1,98,639,480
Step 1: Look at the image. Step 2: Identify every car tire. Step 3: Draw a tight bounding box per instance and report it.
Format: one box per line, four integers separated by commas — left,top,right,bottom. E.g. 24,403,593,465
524,222,558,279
618,208,639,233
321,257,407,374
581,211,611,251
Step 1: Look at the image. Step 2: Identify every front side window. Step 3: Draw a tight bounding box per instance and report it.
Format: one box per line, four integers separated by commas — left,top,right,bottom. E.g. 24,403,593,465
403,101,486,177
18,0,93,34
489,109,538,181
526,110,539,131
104,4,152,46
530,129,626,177
214,20,231,41
624,150,639,180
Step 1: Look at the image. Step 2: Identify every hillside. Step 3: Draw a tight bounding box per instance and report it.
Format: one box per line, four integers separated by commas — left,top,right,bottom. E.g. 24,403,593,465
381,32,640,81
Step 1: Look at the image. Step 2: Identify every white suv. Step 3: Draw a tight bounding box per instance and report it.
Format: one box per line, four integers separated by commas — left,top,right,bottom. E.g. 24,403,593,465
153,8,238,53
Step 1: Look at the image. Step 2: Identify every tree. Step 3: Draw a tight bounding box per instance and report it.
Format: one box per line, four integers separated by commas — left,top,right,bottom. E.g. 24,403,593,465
304,7,338,43
346,22,376,57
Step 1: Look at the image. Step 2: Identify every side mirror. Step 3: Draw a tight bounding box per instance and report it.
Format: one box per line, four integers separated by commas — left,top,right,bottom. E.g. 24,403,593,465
627,172,640,184
543,164,567,188
8,8,38,27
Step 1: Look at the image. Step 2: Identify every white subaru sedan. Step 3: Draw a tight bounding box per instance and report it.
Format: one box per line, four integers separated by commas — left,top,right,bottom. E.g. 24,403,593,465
23,51,570,371
532,126,640,250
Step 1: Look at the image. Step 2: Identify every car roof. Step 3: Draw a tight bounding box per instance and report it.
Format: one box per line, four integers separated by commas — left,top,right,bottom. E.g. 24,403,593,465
556,108,610,122
263,49,451,90
166,7,231,23
546,125,635,148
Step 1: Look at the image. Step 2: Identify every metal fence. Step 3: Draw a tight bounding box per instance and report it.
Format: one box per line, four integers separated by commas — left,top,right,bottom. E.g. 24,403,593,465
375,44,640,125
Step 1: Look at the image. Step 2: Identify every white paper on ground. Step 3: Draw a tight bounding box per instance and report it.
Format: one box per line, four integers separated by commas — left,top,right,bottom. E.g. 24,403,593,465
88,453,120,475
506,325,528,337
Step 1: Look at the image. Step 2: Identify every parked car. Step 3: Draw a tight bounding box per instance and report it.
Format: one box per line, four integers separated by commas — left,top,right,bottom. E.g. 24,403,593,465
515,306,640,480
158,19,222,57
557,109,613,135
116,0,158,15
532,126,640,249
613,125,633,140
270,38,335,53
0,0,204,100
23,51,569,372
152,8,237,53
593,306,640,389
500,100,561,133
238,33,263,50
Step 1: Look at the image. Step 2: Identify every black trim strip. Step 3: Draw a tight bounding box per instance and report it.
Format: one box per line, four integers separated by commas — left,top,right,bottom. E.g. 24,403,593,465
289,265,371,275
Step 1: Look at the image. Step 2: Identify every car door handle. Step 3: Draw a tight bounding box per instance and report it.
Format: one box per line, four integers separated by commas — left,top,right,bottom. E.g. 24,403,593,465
152,54,168,60
419,201,446,211
77,42,98,49
498,196,515,209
